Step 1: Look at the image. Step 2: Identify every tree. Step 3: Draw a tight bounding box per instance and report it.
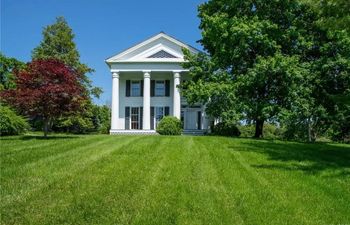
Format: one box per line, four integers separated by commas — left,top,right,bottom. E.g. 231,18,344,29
182,0,349,140
31,16,103,134
32,16,102,98
182,0,317,137
0,59,86,137
0,53,25,90
311,31,350,141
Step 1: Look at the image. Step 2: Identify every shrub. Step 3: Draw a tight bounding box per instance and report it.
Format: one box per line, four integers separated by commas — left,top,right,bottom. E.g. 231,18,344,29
213,122,241,137
238,123,284,139
0,105,29,136
238,124,255,137
156,116,182,135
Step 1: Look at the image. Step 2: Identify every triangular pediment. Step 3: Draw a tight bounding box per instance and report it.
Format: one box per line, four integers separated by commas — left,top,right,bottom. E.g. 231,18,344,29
106,32,200,64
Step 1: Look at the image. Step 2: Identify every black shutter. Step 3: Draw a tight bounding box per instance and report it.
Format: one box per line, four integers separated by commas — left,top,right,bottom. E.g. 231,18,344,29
165,106,170,116
125,107,130,129
126,80,130,97
140,107,143,130
165,80,170,97
150,107,155,130
141,80,144,97
197,111,201,130
151,80,155,97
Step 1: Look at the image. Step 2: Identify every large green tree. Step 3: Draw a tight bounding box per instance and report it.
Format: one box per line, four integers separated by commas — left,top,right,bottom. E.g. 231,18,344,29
182,0,350,140
183,0,317,137
32,16,102,98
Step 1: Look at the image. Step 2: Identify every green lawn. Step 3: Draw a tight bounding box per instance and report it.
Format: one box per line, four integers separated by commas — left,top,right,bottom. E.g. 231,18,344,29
1,134,349,225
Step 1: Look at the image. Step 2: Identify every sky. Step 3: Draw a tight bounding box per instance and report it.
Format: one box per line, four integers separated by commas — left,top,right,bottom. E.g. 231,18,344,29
1,0,206,105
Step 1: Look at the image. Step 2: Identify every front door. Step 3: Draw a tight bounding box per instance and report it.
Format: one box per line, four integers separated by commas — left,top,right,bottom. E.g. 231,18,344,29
185,109,201,130
130,107,140,129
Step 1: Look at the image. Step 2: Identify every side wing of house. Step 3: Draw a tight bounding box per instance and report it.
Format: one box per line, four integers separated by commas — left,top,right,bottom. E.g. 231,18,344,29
106,32,211,134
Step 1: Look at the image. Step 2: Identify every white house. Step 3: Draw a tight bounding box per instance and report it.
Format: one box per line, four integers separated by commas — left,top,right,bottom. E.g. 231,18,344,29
106,32,211,134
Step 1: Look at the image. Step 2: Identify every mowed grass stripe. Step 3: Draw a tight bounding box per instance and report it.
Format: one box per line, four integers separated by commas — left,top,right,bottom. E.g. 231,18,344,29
1,135,145,224
1,136,140,209
130,136,200,225
0,135,106,167
203,137,309,225
17,136,168,225
218,137,350,225
192,137,246,225
234,139,350,224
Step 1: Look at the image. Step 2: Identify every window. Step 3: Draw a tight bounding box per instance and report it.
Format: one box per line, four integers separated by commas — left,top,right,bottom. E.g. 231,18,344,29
155,80,165,96
155,107,164,127
131,81,141,96
131,107,140,129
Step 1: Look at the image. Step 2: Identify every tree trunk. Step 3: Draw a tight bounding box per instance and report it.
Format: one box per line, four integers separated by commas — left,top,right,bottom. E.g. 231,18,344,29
43,118,49,138
307,117,316,142
254,119,264,138
307,118,312,142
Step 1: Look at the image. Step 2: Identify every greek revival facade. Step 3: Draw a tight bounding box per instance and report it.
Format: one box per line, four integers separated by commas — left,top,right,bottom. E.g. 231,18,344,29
106,32,210,134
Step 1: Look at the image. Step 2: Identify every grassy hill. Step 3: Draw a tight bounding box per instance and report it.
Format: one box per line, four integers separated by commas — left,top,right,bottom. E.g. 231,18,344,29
1,134,349,225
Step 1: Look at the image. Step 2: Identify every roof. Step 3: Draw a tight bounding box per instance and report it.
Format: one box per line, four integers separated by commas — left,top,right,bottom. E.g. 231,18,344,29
105,32,201,65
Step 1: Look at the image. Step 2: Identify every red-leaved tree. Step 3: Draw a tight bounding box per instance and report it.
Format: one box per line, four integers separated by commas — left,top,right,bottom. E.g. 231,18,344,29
0,59,86,137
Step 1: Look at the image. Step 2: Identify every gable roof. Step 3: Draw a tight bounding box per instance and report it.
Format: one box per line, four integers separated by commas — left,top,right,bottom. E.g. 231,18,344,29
105,32,201,64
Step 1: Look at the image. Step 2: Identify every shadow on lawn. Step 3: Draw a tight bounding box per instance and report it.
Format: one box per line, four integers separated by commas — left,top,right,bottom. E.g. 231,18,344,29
230,140,350,176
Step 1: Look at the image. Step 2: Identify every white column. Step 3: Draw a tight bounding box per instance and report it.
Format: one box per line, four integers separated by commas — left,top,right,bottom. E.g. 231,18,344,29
111,71,119,130
173,71,181,119
143,71,151,130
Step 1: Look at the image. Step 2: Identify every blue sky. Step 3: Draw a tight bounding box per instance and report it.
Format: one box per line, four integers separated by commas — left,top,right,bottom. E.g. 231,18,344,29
1,0,206,105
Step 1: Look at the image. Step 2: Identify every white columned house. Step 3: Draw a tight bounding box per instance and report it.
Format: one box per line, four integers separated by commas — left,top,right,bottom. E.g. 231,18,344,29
106,32,211,134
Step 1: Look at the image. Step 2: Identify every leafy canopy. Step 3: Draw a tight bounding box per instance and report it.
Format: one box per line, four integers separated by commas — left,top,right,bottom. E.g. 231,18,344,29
0,53,25,90
32,16,102,98
0,59,86,136
182,0,350,139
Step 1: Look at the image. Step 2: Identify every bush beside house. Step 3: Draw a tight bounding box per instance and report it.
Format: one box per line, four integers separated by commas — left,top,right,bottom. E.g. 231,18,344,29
156,116,182,135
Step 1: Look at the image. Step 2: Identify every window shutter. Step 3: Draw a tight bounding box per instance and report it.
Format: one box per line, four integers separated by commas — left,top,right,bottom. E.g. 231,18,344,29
126,80,130,97
150,107,155,130
197,111,201,130
165,106,170,116
141,80,144,97
140,107,143,130
125,107,130,129
151,80,155,97
165,80,170,97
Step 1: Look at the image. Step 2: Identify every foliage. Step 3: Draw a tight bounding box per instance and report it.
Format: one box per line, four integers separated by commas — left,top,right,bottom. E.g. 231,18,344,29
54,104,111,134
0,59,86,137
94,105,111,134
182,0,350,141
239,123,284,139
0,105,29,136
212,122,241,137
303,0,350,33
31,16,102,98
156,116,182,135
0,53,25,90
